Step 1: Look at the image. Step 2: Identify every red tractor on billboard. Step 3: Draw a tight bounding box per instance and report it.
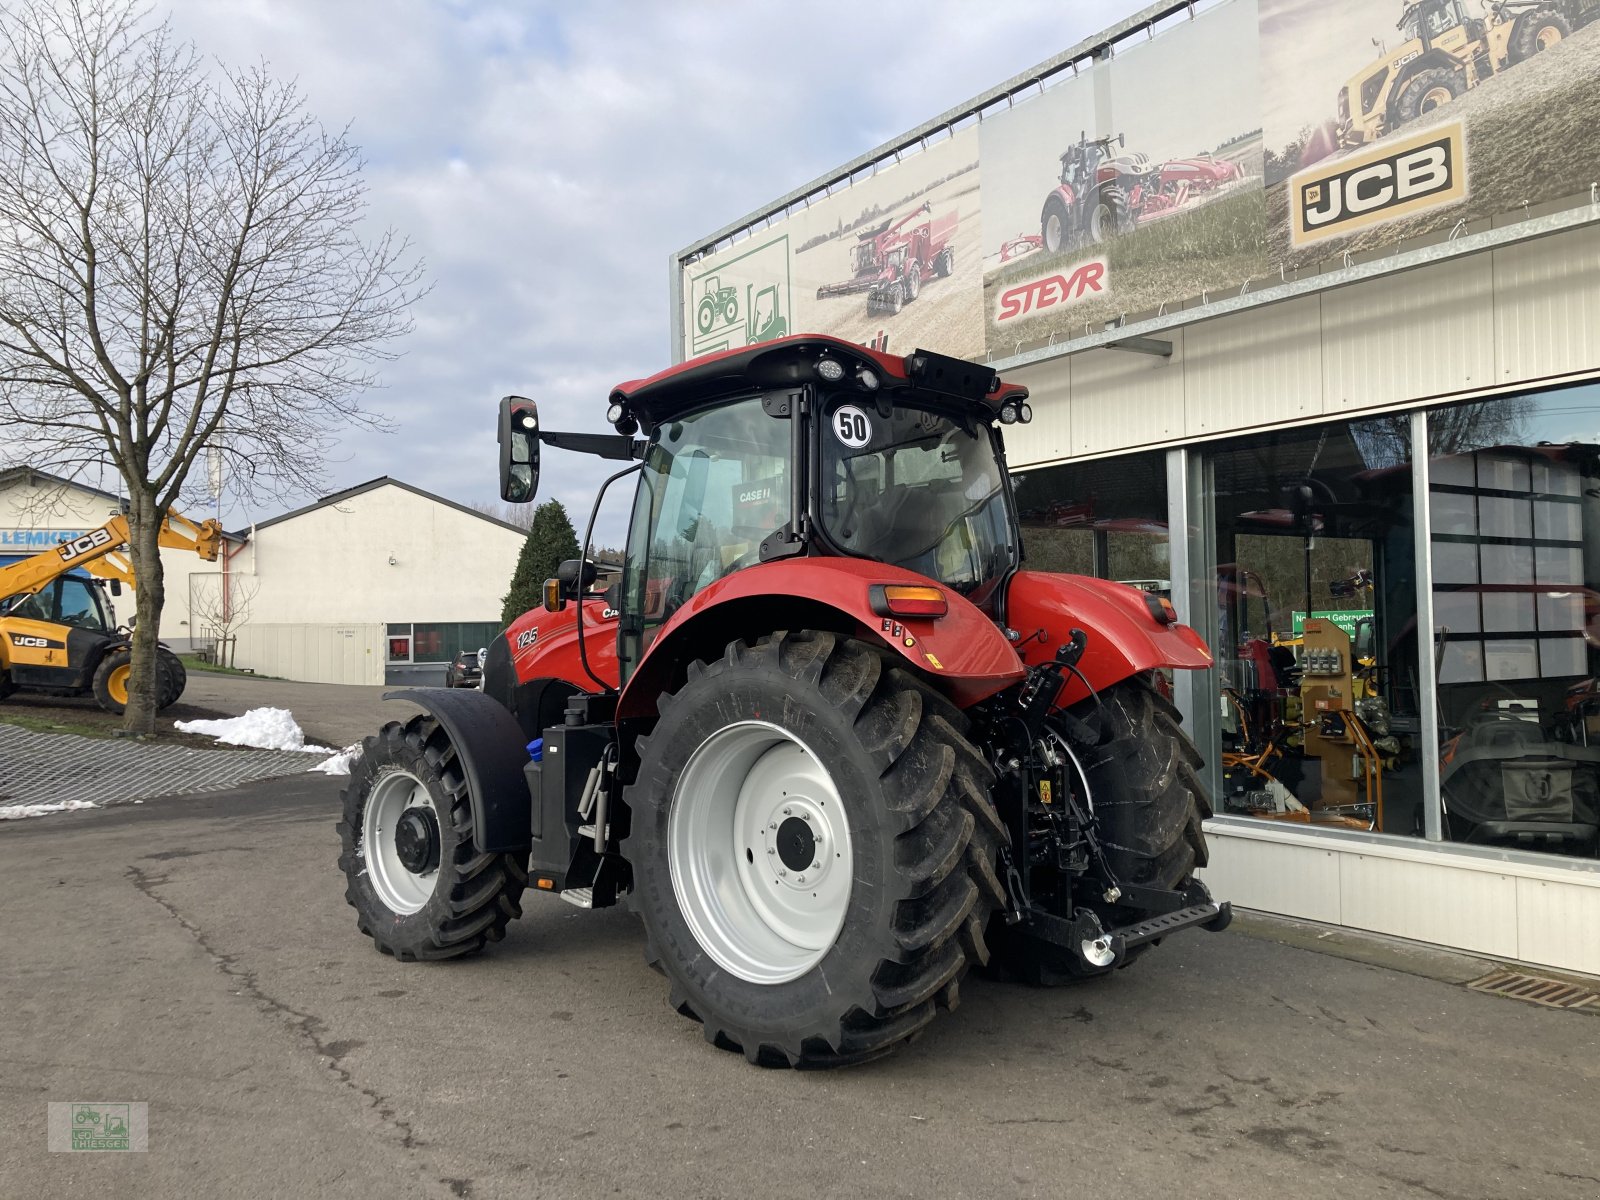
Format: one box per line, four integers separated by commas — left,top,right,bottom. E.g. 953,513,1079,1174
1040,132,1243,255
335,336,1229,1068
817,201,958,316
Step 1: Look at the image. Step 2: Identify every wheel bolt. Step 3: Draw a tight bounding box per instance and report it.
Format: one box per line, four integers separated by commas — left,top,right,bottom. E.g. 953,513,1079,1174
801,812,811,821
769,822,776,830
768,848,775,856
797,875,806,883
783,807,791,816
778,869,787,877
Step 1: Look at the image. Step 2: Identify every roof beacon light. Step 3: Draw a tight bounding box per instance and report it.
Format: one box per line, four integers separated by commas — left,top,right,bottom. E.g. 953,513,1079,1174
1144,593,1178,625
869,583,948,619
816,358,846,383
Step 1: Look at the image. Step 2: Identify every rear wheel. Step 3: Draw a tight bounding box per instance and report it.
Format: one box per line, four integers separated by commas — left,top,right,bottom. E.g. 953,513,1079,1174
337,715,526,960
904,265,921,302
987,675,1211,985
156,648,186,709
1510,9,1570,62
624,631,1004,1067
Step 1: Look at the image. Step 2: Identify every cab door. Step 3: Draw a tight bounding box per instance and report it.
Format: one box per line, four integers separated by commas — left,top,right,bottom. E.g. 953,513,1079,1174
2,577,114,688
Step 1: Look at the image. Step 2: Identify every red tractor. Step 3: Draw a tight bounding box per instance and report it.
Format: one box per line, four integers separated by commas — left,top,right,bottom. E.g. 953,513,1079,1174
818,202,957,316
336,336,1228,1068
1040,132,1242,255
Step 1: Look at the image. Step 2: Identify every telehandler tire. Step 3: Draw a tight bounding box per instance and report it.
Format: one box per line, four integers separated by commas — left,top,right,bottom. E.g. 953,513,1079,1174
987,674,1211,985
624,631,1005,1067
157,648,187,709
90,649,175,716
336,715,526,961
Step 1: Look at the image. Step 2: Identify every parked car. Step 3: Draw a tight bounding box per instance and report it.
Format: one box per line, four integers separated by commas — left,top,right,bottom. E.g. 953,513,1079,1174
444,649,482,688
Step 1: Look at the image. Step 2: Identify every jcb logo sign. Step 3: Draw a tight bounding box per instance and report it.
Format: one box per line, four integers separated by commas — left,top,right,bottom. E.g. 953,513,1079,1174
1290,123,1467,248
56,526,114,563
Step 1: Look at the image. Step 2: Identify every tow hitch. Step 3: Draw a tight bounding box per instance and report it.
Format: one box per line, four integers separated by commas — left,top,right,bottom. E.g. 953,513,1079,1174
1014,882,1233,971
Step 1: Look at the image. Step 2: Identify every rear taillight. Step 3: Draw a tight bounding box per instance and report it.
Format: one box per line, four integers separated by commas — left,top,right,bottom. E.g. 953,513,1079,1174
869,584,948,619
1145,593,1177,625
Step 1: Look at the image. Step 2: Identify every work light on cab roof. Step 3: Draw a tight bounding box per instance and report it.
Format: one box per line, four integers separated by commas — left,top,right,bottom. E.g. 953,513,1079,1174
335,332,1226,1071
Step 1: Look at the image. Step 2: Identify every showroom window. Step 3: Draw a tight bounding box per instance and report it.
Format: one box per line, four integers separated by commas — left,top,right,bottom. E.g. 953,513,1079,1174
1195,417,1424,838
388,622,500,664
1011,449,1170,589
1427,383,1600,859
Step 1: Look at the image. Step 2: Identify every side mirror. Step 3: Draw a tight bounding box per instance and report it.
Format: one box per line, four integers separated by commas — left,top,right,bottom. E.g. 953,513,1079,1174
557,558,598,598
498,395,540,503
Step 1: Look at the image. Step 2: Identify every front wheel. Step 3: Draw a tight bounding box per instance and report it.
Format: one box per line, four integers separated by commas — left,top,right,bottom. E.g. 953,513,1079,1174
624,632,1005,1067
336,715,526,960
90,649,175,716
1394,66,1461,125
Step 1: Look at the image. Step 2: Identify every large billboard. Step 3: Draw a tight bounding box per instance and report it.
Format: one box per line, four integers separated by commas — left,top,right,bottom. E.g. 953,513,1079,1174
677,0,1600,362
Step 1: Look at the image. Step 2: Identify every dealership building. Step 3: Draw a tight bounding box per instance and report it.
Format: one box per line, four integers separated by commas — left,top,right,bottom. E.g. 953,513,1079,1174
673,0,1600,975
1,471,522,686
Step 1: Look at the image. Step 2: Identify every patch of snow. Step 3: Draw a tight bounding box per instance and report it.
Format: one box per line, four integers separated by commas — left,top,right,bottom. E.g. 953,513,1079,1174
0,799,99,821
311,743,362,775
174,707,333,754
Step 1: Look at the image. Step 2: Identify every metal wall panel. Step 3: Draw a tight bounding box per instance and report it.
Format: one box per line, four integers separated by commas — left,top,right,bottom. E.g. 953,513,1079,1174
1514,875,1600,977
1002,352,1071,468
1337,852,1519,958
234,622,385,686
1067,339,1187,458
1183,296,1323,435
1493,224,1600,385
1196,831,1342,925
1321,254,1496,413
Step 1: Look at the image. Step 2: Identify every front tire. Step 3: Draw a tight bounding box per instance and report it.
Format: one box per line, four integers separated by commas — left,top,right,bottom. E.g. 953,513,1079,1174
624,632,1005,1067
91,649,174,716
336,715,526,960
1394,67,1461,125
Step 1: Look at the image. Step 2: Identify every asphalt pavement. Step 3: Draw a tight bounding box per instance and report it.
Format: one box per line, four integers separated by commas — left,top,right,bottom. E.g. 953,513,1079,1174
177,671,423,748
2,775,1598,1200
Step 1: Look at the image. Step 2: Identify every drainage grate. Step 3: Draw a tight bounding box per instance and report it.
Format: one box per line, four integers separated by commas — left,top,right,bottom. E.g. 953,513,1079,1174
1466,969,1600,1011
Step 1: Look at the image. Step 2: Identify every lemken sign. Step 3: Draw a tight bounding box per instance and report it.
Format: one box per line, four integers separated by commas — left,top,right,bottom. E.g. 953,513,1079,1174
1289,123,1467,249
0,528,88,551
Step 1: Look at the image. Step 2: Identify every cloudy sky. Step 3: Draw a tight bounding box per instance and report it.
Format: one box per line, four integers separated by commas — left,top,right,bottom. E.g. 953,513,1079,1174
159,0,1158,541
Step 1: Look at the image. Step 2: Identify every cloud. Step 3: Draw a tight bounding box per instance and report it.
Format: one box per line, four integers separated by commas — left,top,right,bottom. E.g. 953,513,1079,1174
162,0,1149,543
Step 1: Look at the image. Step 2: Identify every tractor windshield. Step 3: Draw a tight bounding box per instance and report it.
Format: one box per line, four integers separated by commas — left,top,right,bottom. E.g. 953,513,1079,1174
619,395,790,672
818,400,1015,602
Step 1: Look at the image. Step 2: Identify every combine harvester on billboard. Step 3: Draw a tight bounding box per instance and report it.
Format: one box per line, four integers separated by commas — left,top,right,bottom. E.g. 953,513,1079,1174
815,201,959,317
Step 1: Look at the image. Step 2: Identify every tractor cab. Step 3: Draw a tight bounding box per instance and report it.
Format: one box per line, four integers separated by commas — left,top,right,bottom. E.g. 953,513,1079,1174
500,338,1031,684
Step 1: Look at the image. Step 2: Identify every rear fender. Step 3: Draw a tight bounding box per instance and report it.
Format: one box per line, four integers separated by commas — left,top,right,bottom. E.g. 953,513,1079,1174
384,687,533,853
616,558,1024,721
1006,571,1212,706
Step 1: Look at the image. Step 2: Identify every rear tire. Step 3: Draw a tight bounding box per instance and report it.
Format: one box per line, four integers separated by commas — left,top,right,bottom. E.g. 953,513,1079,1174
157,648,186,709
624,631,1004,1067
337,715,526,961
987,675,1211,986
1510,9,1570,62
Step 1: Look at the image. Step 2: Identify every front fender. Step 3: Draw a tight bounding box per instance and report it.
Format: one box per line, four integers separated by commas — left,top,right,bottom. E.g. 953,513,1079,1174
1006,571,1211,705
616,558,1024,720
384,687,532,853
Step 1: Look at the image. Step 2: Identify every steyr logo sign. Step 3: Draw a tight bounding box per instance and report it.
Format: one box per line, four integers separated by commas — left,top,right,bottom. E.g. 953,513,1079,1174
994,259,1107,325
1290,122,1467,248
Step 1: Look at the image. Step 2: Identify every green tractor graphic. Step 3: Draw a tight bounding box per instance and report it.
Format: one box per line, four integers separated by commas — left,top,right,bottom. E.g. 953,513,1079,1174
695,275,739,335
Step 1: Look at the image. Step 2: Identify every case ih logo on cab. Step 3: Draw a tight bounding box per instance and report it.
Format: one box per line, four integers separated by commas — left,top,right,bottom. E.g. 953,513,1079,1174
1290,122,1466,248
995,260,1107,325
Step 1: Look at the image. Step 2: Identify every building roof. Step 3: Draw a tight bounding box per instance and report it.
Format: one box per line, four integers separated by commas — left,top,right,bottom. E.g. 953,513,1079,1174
0,466,124,505
250,476,527,536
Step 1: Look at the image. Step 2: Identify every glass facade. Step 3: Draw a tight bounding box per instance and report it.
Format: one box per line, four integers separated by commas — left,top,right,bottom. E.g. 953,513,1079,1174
386,622,499,664
1021,378,1600,867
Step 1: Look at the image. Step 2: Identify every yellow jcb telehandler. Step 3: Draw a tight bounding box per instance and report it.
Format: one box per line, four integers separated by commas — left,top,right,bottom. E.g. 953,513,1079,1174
0,511,223,714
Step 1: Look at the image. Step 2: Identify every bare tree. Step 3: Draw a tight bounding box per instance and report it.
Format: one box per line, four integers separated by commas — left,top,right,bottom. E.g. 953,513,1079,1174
188,570,258,668
469,499,537,531
0,0,424,732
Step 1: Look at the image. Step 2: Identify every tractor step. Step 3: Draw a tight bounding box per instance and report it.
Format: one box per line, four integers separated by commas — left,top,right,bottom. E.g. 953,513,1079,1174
577,823,610,840
558,887,593,909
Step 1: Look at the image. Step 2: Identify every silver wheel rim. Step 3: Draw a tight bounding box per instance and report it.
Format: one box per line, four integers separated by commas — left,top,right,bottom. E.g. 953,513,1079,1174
668,721,854,985
1045,212,1062,251
362,769,440,915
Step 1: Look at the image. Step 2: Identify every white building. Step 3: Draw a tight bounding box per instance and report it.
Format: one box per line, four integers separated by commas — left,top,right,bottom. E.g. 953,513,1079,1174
1,469,526,686
235,477,525,685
